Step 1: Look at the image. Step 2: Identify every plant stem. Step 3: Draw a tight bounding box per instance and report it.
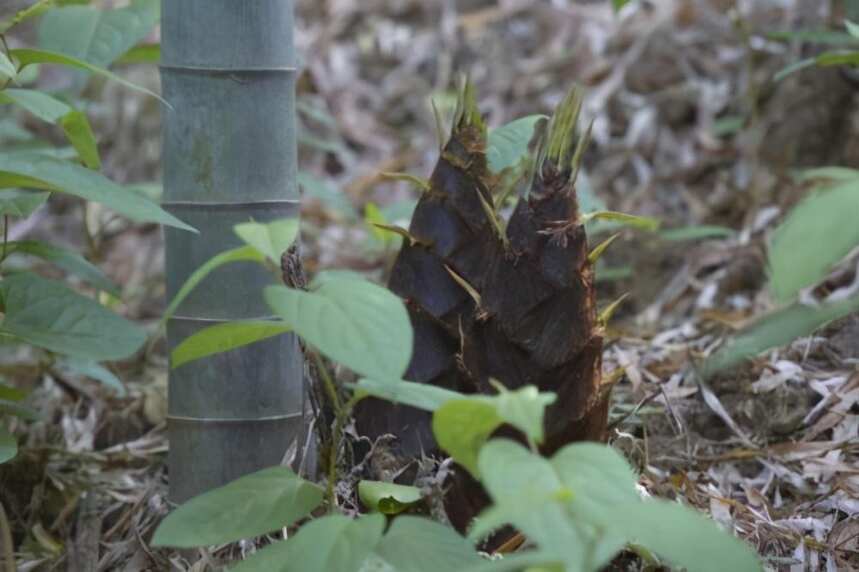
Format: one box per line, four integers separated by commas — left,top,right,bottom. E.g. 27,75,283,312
310,350,345,510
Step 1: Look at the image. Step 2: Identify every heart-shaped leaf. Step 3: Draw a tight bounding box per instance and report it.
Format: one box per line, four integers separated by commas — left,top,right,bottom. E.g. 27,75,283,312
373,516,482,572
265,273,412,379
358,480,422,515
234,218,299,265
230,514,385,572
152,466,324,548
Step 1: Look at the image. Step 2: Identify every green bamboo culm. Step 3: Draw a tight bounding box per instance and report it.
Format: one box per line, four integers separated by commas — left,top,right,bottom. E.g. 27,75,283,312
161,0,305,503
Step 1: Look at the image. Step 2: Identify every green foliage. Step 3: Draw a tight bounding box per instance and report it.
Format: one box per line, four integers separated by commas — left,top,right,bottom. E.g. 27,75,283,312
373,516,483,571
0,272,146,361
703,169,859,378
603,501,763,572
768,178,859,303
487,115,547,174
152,467,324,548
37,0,159,68
701,296,859,379
659,225,736,242
234,218,300,265
471,439,760,571
612,0,632,12
356,377,556,476
580,210,660,232
55,357,126,396
232,514,386,572
775,19,859,81
5,240,118,295
358,480,423,515
160,245,265,327
0,88,100,167
0,190,49,217
0,0,188,465
354,377,462,410
0,426,16,464
434,386,556,476
265,273,412,380
0,153,193,231
171,320,293,369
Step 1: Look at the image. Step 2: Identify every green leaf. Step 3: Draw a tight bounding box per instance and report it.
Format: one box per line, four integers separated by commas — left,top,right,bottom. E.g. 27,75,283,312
264,273,412,379
353,377,464,411
797,166,859,182
767,29,859,46
486,115,547,174
38,0,159,69
0,153,194,231
0,272,145,361
433,401,501,477
358,480,422,515
604,501,762,572
0,190,50,217
0,0,90,34
769,180,859,302
0,89,101,168
817,50,859,67
774,57,817,82
660,225,735,242
152,466,324,548
476,439,591,570
700,295,859,379
846,19,859,39
551,442,640,517
116,43,160,65
612,0,632,12
491,384,556,445
160,246,264,328
230,514,385,572
432,385,556,476
0,51,17,80
234,218,299,265
0,399,40,421
0,427,17,465
364,202,394,245
373,516,482,572
9,48,165,103
6,240,118,295
60,111,100,169
171,320,292,369
55,357,125,396
581,210,660,232
0,88,71,123
0,382,26,402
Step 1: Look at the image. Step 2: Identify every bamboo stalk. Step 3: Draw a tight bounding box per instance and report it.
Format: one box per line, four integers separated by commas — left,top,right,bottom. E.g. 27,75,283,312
161,0,305,503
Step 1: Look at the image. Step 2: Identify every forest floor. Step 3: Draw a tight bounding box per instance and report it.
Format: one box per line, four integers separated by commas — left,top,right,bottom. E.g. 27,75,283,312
4,0,859,570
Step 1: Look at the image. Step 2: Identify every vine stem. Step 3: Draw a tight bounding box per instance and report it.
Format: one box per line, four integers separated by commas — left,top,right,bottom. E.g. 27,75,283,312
310,350,350,511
